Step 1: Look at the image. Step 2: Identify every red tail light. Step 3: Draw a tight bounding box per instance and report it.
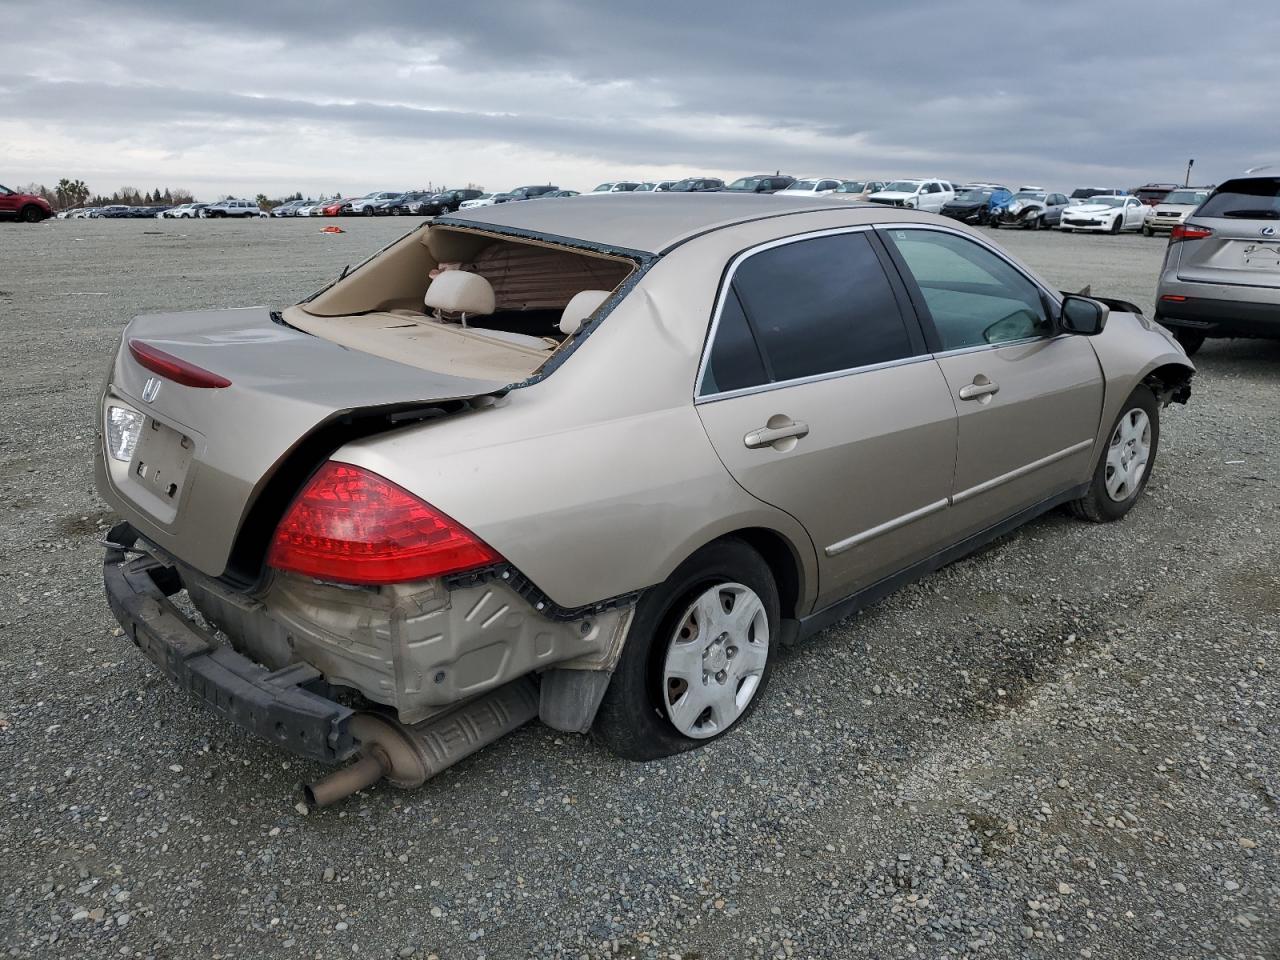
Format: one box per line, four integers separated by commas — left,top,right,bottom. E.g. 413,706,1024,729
268,461,500,584
1170,224,1213,242
129,339,231,388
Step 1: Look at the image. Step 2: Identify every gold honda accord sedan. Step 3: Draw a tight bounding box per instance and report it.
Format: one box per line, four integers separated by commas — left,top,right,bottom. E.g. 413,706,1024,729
96,194,1194,804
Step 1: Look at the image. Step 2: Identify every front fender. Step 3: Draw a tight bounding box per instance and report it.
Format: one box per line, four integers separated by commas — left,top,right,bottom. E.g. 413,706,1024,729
1087,312,1194,466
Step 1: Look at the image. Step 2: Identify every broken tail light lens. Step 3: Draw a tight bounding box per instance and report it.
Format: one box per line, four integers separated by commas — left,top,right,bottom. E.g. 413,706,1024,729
105,405,144,462
128,340,231,388
1169,224,1213,242
268,461,500,585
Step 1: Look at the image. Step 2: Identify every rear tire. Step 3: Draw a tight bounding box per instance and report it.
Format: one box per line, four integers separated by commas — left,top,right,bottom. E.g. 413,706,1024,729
20,205,45,223
593,538,779,761
1070,385,1159,523
1170,328,1205,356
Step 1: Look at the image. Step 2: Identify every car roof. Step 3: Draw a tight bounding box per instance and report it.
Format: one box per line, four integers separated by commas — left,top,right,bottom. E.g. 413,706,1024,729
435,193,873,255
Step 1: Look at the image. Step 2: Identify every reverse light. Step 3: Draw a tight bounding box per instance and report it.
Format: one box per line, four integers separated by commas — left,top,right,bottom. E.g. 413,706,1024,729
268,461,500,585
128,339,231,388
1170,224,1213,242
105,405,144,462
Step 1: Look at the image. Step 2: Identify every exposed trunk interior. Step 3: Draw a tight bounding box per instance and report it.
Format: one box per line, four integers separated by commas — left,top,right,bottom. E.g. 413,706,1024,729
282,224,637,382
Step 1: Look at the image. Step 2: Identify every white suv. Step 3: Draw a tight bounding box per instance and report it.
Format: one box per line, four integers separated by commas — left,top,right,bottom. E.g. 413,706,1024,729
201,199,267,218
866,179,955,212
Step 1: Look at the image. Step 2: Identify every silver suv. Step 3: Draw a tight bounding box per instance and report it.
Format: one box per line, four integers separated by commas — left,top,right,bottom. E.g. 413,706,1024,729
1154,169,1280,355
201,199,267,218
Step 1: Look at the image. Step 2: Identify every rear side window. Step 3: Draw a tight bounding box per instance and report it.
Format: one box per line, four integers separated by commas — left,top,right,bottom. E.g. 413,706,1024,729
700,231,916,395
702,289,767,394
1197,178,1280,220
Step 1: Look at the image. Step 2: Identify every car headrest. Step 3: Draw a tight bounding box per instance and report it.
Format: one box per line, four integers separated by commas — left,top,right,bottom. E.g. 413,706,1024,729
424,270,495,316
559,289,610,335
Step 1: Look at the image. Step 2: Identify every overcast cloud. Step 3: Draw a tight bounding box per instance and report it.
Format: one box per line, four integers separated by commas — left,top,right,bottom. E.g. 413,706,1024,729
2,0,1273,199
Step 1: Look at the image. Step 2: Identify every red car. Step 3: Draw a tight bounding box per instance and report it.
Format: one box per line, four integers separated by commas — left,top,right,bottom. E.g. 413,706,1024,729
321,199,347,216
0,183,53,222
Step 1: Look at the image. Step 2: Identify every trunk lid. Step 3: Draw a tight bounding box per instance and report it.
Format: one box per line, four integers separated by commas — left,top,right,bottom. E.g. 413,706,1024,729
96,307,510,580
1175,217,1280,288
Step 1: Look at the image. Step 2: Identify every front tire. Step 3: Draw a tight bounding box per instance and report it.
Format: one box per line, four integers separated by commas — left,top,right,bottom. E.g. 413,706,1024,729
1142,226,1153,237
20,205,45,223
1109,216,1122,235
1070,386,1159,523
593,539,779,761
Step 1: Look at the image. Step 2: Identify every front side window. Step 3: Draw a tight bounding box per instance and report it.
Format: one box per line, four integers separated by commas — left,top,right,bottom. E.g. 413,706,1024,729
882,229,1051,351
700,231,916,395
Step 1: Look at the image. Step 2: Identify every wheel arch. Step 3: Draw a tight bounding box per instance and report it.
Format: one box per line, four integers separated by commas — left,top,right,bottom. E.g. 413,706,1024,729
1141,360,1195,406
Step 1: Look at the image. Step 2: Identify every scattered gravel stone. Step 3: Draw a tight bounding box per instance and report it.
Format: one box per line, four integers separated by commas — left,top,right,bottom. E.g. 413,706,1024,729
1,222,1276,958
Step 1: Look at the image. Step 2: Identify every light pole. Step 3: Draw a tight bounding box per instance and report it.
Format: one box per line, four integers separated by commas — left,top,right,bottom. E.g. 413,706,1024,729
1184,158,1195,187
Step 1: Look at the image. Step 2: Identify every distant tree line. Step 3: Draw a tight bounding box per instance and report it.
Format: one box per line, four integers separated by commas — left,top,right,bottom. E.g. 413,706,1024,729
15,179,197,211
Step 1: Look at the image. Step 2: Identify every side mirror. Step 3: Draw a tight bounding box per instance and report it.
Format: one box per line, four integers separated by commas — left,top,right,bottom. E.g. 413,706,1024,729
1059,295,1109,336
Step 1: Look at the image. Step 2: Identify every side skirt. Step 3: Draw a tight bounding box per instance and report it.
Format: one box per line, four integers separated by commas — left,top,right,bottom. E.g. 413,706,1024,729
794,483,1090,643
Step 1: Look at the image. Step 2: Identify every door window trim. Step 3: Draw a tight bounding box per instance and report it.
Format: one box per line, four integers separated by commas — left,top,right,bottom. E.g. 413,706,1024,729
694,225,931,403
874,221,1064,355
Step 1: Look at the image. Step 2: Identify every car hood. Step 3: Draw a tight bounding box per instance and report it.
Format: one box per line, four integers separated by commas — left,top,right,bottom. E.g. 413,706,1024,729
867,191,918,201
1065,204,1117,215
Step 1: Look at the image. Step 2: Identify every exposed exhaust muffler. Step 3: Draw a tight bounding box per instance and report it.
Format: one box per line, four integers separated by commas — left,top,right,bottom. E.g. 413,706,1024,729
304,676,539,808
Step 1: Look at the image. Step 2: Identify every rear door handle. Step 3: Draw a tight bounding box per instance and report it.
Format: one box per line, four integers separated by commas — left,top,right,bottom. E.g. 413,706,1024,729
958,378,1000,401
744,420,810,449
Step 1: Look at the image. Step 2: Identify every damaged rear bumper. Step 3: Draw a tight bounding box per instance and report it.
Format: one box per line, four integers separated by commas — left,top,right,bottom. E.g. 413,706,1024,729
103,522,358,764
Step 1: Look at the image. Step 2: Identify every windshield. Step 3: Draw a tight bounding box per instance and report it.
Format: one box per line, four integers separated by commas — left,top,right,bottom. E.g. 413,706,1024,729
592,183,614,192
669,179,699,191
633,183,655,191
954,189,992,202
0,184,12,195
1164,190,1210,205
1012,191,1046,201
1081,196,1124,208
726,177,763,190
885,181,921,193
788,180,817,191
1196,178,1280,219
835,181,866,193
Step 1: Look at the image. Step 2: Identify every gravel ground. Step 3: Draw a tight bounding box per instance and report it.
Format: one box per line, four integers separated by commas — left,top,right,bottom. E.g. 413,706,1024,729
1,217,1277,960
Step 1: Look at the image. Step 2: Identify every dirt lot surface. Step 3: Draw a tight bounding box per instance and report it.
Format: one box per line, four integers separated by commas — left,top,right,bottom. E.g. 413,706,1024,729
1,217,1277,960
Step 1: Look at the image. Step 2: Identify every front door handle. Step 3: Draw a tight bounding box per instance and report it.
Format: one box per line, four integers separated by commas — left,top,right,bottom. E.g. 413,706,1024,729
958,377,1000,401
744,419,810,449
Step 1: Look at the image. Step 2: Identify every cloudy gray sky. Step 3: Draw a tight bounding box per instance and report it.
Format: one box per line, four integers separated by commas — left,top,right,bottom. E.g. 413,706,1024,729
2,0,1273,199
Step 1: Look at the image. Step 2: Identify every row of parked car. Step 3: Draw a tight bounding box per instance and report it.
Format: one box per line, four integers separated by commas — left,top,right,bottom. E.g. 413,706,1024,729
931,183,1217,236
34,176,1214,236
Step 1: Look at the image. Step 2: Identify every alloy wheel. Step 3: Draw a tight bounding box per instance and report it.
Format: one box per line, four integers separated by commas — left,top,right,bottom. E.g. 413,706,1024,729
662,582,769,739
